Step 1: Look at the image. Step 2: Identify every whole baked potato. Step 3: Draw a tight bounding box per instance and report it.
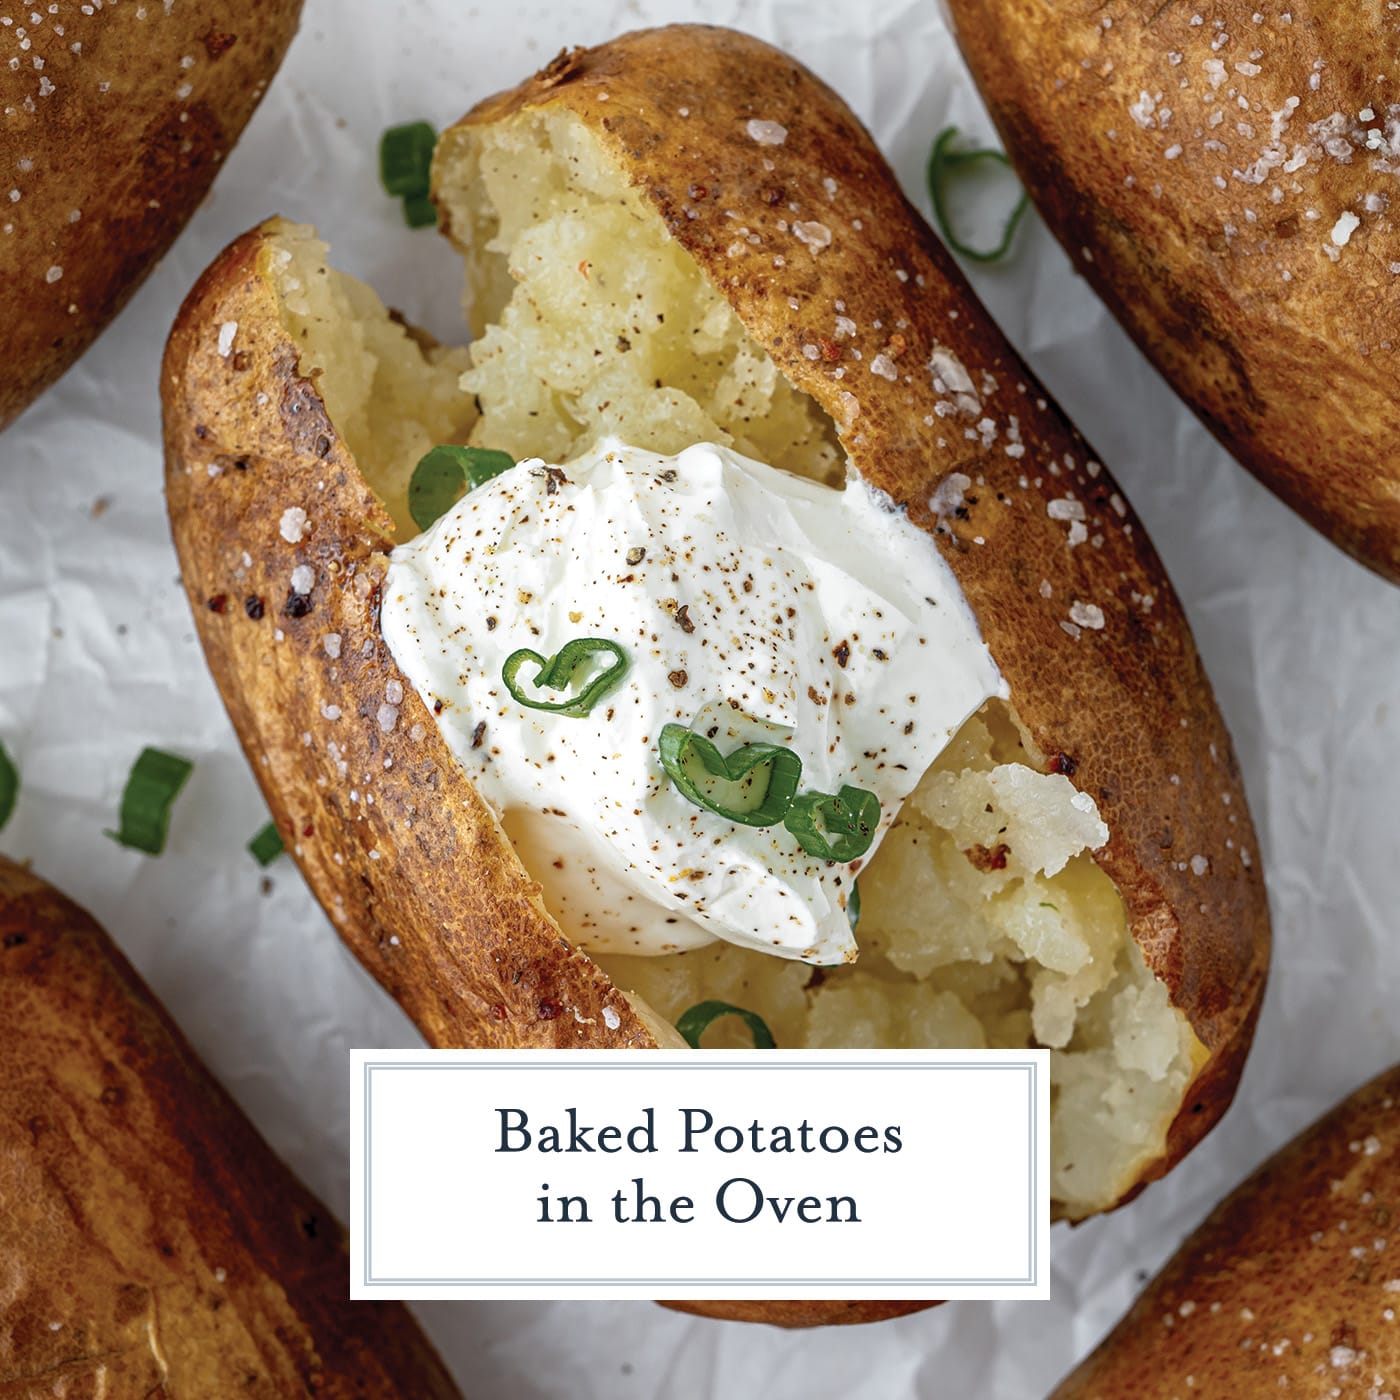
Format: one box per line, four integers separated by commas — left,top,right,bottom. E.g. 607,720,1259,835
163,24,1269,1323
1051,1062,1400,1397
0,856,461,1397
0,0,302,431
946,0,1400,585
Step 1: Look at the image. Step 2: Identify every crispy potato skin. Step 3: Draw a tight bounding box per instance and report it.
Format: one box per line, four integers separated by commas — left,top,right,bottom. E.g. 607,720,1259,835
0,0,301,431
163,25,1269,1320
947,0,1400,584
661,1301,936,1327
1051,1064,1400,1397
0,856,460,1398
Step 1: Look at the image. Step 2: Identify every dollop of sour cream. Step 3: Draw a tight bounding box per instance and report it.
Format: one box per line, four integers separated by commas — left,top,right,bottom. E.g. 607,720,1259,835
381,439,1004,964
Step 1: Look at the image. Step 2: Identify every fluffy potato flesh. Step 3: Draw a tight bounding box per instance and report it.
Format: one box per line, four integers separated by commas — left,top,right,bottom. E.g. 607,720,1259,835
265,107,1200,1218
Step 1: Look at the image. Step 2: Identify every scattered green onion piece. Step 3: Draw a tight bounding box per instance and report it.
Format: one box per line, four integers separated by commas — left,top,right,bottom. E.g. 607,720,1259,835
0,739,17,833
847,879,861,932
658,725,802,828
675,1000,776,1050
106,748,193,856
926,125,1029,264
379,120,437,198
407,444,514,531
783,784,881,862
1039,901,1060,913
248,821,285,867
502,638,629,717
401,192,438,229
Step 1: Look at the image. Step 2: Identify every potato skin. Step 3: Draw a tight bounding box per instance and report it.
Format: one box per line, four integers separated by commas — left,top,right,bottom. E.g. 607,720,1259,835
163,25,1269,1321
0,856,461,1398
0,0,302,431
947,0,1400,584
1051,1063,1400,1397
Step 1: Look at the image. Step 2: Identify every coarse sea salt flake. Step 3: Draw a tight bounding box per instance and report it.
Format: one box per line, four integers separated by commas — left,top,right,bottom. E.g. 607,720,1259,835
746,118,787,146
279,506,308,543
290,564,314,595
1331,210,1360,246
217,320,237,356
1069,601,1105,630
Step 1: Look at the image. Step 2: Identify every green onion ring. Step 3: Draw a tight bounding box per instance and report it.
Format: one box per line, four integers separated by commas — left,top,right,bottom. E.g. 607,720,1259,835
926,125,1029,264
0,739,17,833
847,878,861,932
379,120,437,198
106,748,193,856
248,821,285,867
502,638,629,717
675,1000,777,1050
408,445,515,531
783,784,881,862
657,724,802,827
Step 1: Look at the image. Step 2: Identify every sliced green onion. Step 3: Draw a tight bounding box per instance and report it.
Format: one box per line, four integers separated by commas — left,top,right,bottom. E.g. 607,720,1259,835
248,821,285,866
502,638,629,717
401,192,438,229
783,784,881,862
1039,901,1060,912
0,739,17,833
675,1000,776,1050
658,725,801,827
847,879,861,932
106,748,193,855
379,120,437,198
927,125,1029,264
408,444,515,531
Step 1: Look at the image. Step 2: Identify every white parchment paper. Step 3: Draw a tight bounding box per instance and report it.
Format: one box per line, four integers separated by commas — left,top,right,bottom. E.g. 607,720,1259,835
2,1,1397,1395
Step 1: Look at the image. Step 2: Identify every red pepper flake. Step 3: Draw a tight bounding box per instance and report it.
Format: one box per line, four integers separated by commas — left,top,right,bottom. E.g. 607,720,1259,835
490,1002,508,1021
244,595,265,620
577,259,590,280
537,998,561,1021
1049,752,1078,777
816,335,843,363
688,182,709,200
964,843,1010,873
206,593,228,613
301,823,314,838
471,721,487,748
675,604,695,634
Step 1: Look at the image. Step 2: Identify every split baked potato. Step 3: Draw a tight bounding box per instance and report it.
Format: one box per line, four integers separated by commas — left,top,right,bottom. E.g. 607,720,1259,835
947,0,1400,585
0,855,461,1397
1051,1062,1400,1397
163,24,1269,1323
0,0,302,431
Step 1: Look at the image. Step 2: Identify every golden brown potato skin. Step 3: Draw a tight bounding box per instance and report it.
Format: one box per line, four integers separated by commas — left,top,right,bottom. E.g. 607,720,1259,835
163,25,1270,1319
0,856,461,1398
661,1301,935,1327
0,0,302,431
1051,1063,1400,1397
947,0,1400,584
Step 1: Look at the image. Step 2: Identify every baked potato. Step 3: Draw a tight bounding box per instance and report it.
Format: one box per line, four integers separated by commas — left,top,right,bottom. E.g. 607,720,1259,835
946,0,1400,585
1051,1062,1400,1397
0,0,302,431
162,24,1269,1323
0,855,461,1397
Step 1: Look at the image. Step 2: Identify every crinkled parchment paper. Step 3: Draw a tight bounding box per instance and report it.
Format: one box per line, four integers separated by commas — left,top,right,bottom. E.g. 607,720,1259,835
2,0,1397,1395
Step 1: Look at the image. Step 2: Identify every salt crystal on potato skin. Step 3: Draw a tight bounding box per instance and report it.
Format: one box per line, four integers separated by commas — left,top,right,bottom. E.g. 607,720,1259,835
162,25,1269,1327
